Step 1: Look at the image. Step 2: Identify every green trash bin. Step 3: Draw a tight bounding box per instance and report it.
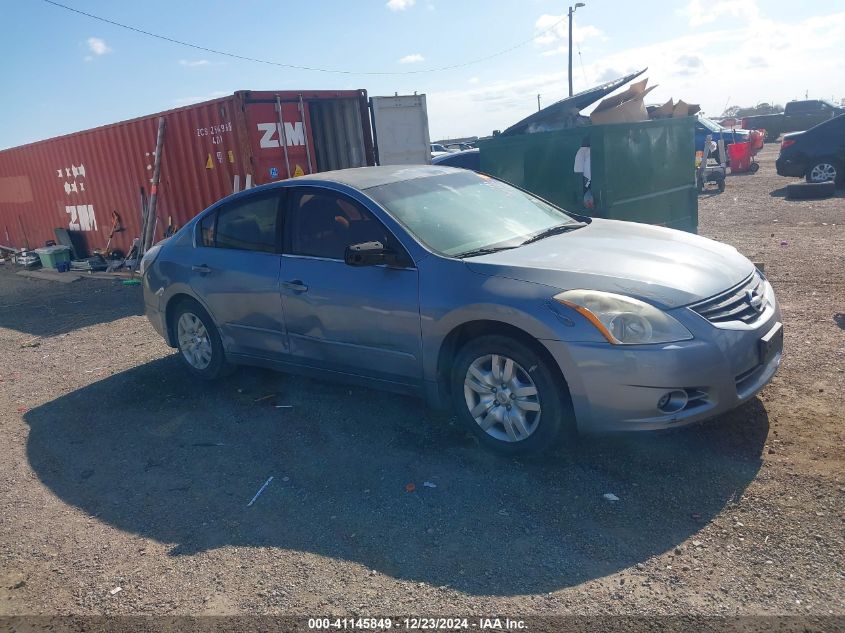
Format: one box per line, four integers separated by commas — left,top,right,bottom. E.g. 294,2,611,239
35,245,72,269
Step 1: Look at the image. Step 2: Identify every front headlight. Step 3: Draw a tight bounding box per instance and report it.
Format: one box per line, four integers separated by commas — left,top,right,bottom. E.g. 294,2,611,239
759,273,776,310
554,289,693,345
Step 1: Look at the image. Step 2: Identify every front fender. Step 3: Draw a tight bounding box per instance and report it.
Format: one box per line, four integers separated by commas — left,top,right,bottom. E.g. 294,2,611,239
418,257,606,380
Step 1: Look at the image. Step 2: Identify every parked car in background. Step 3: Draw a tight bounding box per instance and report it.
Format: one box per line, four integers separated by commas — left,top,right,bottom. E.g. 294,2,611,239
431,148,481,171
445,142,475,152
776,113,845,185
142,165,782,454
742,100,844,142
695,116,750,155
430,143,452,158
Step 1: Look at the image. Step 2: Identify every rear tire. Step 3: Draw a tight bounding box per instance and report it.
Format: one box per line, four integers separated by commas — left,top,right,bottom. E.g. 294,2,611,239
805,159,842,185
171,299,233,380
450,335,572,454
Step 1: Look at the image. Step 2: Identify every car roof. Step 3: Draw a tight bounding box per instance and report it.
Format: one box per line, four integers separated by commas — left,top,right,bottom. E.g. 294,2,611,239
274,164,460,191
431,148,480,165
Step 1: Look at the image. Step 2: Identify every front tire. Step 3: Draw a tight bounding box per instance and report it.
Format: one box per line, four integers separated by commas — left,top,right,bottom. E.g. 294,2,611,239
450,335,571,454
172,299,232,379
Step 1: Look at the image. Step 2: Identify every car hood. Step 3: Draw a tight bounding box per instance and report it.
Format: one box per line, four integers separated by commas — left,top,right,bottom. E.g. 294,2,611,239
464,219,754,309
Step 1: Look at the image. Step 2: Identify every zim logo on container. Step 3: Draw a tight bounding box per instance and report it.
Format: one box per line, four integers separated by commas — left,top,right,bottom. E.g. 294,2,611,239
257,122,306,149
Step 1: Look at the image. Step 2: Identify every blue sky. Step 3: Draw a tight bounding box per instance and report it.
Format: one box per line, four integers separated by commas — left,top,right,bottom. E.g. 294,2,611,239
2,0,844,148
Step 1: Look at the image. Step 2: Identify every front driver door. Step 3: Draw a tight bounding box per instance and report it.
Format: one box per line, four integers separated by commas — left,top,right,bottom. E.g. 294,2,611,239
279,186,422,385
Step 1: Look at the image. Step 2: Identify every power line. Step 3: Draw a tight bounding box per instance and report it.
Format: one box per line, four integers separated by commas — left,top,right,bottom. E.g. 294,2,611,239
577,43,588,88
41,0,566,76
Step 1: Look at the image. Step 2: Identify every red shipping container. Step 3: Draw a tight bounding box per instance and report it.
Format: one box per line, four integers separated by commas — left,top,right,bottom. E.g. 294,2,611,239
0,90,375,254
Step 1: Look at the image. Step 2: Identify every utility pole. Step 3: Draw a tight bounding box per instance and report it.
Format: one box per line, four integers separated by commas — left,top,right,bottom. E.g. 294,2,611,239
568,3,585,96
537,94,541,111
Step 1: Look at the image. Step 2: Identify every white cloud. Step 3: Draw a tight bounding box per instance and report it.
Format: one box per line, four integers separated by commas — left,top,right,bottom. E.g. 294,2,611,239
399,53,425,64
534,13,604,47
468,77,480,84
179,59,211,67
386,0,415,11
172,91,229,107
86,37,111,56
681,0,760,27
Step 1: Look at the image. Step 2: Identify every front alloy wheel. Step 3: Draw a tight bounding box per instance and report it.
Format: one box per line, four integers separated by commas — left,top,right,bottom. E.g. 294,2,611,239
464,354,541,443
451,335,570,454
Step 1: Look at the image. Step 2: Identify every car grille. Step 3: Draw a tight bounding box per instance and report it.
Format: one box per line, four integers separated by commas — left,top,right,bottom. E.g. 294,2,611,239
690,273,766,324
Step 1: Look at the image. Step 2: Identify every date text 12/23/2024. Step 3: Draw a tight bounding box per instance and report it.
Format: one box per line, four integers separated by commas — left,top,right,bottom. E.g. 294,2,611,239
308,618,526,630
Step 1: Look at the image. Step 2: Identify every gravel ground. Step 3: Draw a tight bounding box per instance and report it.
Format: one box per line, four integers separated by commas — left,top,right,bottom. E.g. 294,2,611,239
0,144,843,618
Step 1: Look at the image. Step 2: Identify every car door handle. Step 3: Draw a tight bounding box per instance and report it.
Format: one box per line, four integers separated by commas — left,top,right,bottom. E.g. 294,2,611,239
192,264,212,274
282,280,308,293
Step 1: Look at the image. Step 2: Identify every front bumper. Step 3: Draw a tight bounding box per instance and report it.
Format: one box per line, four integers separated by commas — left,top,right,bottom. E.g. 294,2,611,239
542,307,782,432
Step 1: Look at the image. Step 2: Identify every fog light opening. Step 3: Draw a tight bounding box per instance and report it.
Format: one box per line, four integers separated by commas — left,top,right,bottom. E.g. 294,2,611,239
657,390,688,414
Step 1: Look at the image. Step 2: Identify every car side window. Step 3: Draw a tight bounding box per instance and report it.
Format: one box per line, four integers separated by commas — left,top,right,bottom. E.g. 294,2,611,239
213,194,281,253
287,189,399,261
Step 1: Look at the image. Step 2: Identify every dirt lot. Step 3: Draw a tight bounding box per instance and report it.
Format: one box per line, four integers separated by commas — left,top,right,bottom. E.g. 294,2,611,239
0,144,843,619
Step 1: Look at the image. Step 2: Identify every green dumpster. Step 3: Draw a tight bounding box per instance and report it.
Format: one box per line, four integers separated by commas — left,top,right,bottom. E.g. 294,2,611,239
478,116,698,233
35,245,72,269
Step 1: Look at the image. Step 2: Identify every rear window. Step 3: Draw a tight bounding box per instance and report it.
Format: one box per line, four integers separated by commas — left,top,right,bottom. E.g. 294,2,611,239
787,101,821,113
199,213,215,247
196,193,281,252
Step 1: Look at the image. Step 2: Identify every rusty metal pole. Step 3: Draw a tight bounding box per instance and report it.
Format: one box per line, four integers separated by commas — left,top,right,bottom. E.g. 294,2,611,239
17,216,30,250
298,94,313,174
275,95,292,178
143,117,166,254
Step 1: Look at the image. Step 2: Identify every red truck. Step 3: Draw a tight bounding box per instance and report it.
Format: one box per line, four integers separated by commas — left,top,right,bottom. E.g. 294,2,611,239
0,90,377,254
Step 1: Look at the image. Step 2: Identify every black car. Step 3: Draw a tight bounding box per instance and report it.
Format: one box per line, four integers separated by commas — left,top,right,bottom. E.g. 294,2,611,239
431,148,481,171
776,113,845,185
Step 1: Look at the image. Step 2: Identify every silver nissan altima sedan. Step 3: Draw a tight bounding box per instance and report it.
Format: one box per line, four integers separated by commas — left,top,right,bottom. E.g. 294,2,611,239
141,166,782,453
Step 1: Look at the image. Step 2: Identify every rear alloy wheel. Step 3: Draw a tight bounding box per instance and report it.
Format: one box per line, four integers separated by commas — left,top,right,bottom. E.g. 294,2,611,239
172,300,232,379
177,312,213,371
451,335,570,454
806,160,840,185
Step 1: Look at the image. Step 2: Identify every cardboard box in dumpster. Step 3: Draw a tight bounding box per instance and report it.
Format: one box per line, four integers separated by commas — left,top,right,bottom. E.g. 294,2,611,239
590,79,658,125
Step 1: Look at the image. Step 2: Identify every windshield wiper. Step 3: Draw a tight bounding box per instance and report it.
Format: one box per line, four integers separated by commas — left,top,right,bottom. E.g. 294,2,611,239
519,223,586,246
455,245,518,259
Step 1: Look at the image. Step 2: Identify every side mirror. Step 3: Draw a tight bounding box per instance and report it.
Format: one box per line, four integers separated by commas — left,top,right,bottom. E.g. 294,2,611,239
344,241,402,267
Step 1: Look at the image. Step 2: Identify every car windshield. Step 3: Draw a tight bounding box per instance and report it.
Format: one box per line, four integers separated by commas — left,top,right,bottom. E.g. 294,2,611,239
366,171,581,257
698,116,722,132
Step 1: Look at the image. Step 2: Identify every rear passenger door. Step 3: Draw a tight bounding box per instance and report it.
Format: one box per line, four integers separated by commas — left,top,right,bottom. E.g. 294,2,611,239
190,190,288,358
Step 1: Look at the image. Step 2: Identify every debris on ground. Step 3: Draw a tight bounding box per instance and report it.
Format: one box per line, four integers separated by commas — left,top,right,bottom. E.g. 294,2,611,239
247,476,274,507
